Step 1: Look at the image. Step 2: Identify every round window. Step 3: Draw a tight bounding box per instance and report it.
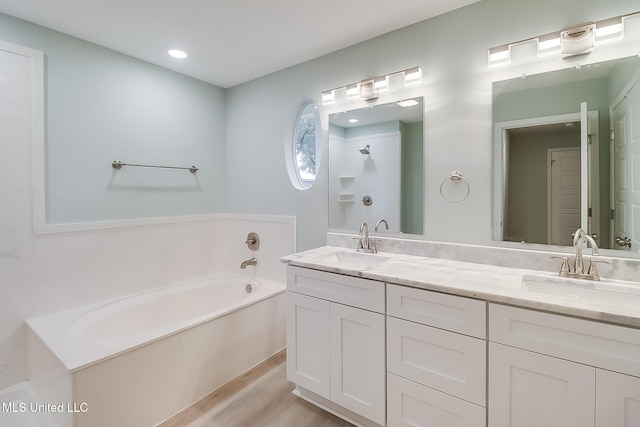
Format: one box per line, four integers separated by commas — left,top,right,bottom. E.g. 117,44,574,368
291,100,322,189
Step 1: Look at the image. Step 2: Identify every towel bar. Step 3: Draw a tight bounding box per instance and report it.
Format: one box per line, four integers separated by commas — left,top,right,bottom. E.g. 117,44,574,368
112,160,198,173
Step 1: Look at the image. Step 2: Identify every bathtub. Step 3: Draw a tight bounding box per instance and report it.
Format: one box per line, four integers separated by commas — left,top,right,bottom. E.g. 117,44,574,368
25,271,286,427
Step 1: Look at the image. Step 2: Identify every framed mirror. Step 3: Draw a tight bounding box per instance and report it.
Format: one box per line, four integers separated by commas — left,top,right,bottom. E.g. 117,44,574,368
328,97,424,234
493,55,640,251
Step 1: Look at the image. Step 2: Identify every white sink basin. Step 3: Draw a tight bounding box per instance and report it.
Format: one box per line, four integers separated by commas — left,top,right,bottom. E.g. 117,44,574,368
521,274,640,305
317,250,391,268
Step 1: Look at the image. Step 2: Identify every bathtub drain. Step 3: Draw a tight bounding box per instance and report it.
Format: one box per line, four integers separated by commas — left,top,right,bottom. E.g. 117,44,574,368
246,284,253,293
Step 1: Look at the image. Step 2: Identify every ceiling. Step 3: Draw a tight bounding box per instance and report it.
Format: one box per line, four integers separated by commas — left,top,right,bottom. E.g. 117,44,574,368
0,0,479,88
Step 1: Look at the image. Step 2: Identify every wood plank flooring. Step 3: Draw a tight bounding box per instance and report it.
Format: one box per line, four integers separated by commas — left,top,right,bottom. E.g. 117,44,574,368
158,350,354,427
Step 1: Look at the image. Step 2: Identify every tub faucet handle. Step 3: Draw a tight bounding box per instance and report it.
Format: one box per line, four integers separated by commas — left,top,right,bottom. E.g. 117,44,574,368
245,232,260,251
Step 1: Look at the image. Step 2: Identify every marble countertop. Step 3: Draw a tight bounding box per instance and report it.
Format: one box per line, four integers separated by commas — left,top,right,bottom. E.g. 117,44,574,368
282,246,640,328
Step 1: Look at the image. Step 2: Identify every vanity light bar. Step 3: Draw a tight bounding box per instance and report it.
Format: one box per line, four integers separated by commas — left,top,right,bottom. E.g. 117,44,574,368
488,11,636,66
373,75,389,92
488,45,511,67
404,66,422,85
594,16,624,44
537,32,562,57
321,90,335,105
345,83,359,99
320,66,422,104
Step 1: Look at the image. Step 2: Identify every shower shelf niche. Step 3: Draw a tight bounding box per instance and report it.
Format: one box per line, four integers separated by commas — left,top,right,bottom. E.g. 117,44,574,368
339,193,355,203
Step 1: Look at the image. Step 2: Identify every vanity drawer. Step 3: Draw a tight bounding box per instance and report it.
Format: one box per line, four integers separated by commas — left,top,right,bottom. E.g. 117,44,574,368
387,373,486,427
489,304,640,377
387,316,486,406
387,284,486,338
287,266,385,313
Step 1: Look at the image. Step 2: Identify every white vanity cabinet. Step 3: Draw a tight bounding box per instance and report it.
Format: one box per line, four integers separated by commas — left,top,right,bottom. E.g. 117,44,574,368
489,304,640,427
286,266,386,427
596,369,640,426
386,284,487,427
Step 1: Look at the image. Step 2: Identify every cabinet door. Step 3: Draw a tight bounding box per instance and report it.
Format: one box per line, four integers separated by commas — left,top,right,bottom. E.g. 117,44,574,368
489,343,595,427
330,303,386,425
596,369,640,426
286,292,330,398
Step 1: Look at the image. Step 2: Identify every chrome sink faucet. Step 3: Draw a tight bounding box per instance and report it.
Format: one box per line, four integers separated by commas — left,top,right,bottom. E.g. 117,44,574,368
375,219,389,232
555,228,604,281
356,222,377,253
573,228,599,274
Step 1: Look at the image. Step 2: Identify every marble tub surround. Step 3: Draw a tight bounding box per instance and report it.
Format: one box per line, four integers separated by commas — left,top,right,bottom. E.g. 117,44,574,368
326,232,640,283
282,243,640,328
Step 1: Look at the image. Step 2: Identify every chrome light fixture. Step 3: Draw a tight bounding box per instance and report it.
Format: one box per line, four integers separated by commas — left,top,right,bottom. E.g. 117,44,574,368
320,66,423,104
359,80,377,100
488,11,636,67
561,24,594,58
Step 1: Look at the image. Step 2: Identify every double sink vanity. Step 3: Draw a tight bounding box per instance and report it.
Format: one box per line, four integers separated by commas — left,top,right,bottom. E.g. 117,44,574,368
282,234,640,427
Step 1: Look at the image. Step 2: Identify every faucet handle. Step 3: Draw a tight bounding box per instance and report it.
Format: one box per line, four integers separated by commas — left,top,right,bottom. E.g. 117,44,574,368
245,232,260,251
586,259,609,280
552,256,571,276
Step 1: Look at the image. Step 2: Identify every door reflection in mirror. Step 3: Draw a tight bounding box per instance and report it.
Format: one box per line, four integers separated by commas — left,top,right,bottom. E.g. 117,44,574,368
503,123,581,246
493,55,640,250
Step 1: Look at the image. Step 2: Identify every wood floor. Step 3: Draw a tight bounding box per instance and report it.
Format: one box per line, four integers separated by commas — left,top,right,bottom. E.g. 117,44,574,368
158,350,354,427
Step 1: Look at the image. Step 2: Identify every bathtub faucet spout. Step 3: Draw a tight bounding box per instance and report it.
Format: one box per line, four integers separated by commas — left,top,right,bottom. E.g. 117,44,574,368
240,257,257,269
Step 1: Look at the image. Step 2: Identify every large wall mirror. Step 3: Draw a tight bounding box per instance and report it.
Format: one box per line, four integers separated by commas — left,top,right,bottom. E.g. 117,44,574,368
493,55,640,252
328,97,424,234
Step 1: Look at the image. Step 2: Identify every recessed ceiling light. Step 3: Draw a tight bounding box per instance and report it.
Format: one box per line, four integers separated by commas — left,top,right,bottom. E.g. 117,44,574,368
168,49,188,59
348,118,359,123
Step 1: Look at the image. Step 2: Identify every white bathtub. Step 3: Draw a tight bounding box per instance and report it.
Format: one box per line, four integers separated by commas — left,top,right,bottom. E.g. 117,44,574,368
25,271,286,427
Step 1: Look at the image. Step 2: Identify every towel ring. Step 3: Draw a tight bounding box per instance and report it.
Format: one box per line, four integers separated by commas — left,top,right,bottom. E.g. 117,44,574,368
439,170,470,203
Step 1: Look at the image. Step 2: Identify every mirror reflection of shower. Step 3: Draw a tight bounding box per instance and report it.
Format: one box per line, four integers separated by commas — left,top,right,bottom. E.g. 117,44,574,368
328,97,424,235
